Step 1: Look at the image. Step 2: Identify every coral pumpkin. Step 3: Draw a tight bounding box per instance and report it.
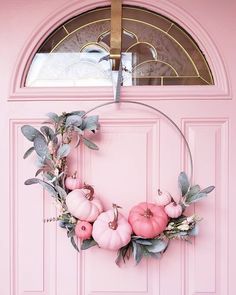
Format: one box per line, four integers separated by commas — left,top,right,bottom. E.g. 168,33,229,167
128,202,169,238
66,185,103,222
92,204,132,251
75,221,93,240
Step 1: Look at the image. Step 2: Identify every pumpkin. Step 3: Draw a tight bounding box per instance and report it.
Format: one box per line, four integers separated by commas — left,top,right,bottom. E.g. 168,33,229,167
75,221,93,240
65,171,81,190
92,204,132,251
128,202,169,238
164,202,182,218
66,185,103,222
155,189,172,206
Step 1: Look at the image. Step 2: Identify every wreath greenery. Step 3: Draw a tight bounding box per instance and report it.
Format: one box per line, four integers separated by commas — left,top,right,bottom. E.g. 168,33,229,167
21,110,215,266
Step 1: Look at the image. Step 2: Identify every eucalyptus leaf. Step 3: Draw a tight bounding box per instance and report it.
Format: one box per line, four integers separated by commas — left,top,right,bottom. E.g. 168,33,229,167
57,144,71,158
24,178,58,197
65,115,82,127
178,172,190,196
200,186,215,194
82,137,99,150
146,239,168,253
23,146,35,159
70,236,80,252
34,137,50,159
132,241,143,264
46,112,59,123
21,125,45,142
186,192,207,204
81,238,97,250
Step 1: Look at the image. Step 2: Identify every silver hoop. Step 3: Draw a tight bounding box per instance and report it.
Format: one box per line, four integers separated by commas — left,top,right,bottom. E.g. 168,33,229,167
83,100,193,185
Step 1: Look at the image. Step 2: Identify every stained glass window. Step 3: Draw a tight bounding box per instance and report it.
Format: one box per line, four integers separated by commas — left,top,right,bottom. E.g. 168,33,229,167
25,6,213,87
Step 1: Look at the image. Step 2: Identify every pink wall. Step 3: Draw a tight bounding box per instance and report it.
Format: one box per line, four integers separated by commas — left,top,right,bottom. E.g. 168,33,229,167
1,1,236,294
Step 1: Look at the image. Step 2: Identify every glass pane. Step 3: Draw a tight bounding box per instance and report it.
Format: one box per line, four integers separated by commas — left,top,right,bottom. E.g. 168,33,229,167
25,6,213,87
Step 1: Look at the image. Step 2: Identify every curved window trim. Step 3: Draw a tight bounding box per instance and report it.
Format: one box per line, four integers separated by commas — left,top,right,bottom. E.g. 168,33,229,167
9,0,230,101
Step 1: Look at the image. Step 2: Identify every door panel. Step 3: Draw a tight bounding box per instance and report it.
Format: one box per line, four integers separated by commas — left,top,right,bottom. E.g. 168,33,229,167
1,1,235,295
10,109,229,295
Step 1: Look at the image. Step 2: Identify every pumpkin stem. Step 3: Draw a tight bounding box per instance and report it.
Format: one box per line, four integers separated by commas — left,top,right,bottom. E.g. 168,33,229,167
83,184,94,201
108,204,121,230
143,208,153,218
72,171,77,179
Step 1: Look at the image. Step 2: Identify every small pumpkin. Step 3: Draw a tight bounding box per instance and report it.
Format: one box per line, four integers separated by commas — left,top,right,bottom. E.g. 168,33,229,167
75,221,93,240
65,171,81,190
164,202,182,218
92,204,132,251
155,189,172,206
128,202,169,238
66,185,103,222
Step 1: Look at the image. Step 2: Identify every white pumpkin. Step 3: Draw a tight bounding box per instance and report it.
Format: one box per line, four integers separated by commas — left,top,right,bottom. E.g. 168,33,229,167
155,189,172,206
66,185,103,222
92,204,132,251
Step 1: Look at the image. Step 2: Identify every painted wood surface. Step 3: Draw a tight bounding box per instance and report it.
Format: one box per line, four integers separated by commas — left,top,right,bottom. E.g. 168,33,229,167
1,0,236,294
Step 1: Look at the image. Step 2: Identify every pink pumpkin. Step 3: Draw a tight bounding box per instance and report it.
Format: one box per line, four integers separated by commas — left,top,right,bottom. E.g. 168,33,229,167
155,189,172,206
66,185,103,222
75,221,92,240
65,172,81,190
165,202,182,218
128,202,169,238
92,204,132,251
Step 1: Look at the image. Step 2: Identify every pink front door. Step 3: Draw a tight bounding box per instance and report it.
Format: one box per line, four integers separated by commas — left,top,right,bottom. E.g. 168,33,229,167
1,1,236,295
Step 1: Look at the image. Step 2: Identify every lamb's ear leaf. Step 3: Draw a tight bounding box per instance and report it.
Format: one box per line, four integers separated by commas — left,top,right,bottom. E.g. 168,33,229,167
81,238,97,250
57,144,71,159
24,178,58,197
187,185,200,197
135,239,152,246
82,137,99,150
21,125,45,142
178,172,190,196
40,126,55,140
70,111,86,117
34,137,50,159
82,115,99,131
70,236,80,252
65,115,82,127
46,112,59,123
146,239,168,253
23,147,35,159
56,185,67,199
115,249,123,267
188,224,199,236
200,186,215,194
132,241,144,265
186,192,207,204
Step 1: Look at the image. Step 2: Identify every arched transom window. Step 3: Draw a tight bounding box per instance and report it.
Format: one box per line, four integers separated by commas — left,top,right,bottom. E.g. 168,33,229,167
26,6,213,87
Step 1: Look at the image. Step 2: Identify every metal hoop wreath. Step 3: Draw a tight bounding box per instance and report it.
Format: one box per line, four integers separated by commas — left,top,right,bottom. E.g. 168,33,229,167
83,100,193,186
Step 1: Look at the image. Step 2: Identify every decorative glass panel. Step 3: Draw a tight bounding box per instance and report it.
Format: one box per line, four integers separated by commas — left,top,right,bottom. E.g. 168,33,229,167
25,6,213,87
